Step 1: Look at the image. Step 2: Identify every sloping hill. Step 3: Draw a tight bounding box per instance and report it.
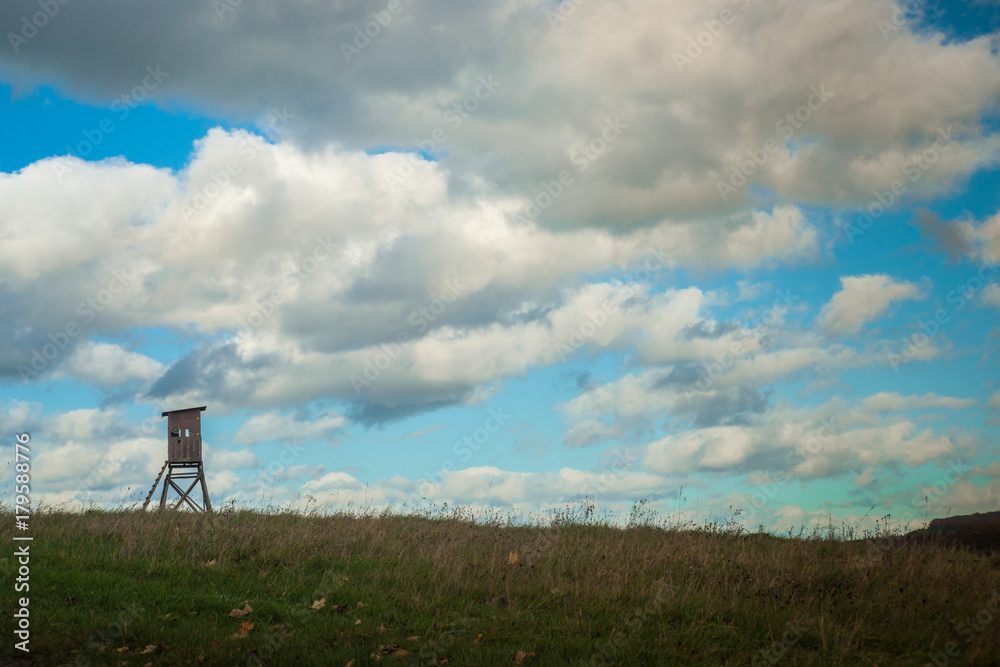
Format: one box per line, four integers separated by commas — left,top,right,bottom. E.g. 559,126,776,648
906,510,1000,552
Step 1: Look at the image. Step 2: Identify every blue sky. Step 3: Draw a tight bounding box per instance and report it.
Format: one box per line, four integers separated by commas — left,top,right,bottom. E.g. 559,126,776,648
1,0,999,533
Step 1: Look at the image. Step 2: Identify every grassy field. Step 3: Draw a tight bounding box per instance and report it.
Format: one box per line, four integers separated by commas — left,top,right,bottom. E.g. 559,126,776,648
1,502,999,666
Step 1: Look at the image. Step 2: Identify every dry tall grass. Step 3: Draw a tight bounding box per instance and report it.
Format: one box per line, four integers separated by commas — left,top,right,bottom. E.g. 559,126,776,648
3,502,999,665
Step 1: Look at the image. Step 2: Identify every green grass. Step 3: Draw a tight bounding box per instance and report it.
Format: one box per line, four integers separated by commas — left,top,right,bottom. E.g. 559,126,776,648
1,502,999,666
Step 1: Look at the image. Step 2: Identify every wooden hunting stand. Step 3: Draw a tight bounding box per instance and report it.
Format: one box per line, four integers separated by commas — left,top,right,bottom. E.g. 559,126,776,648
143,406,212,512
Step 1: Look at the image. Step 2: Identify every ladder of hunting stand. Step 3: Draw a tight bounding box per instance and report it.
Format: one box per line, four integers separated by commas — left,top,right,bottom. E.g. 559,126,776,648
143,461,168,509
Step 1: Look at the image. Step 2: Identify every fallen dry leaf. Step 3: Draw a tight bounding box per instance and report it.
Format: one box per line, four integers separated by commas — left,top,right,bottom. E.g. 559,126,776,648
205,559,217,566
377,623,386,633
372,645,410,660
507,550,519,565
357,601,366,608
116,647,129,653
514,649,535,665
312,597,326,610
355,618,362,625
139,644,157,654
514,651,535,665
345,661,355,667
229,603,253,618
232,621,254,638
268,624,290,633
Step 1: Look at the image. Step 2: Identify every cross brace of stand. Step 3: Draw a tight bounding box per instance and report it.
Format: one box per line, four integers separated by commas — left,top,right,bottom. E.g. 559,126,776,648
143,461,212,512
